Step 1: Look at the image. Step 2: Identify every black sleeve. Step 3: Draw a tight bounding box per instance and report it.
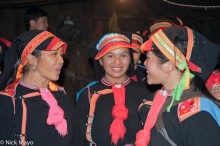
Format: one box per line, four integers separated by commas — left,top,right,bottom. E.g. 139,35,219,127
0,95,15,140
181,111,220,146
73,88,90,146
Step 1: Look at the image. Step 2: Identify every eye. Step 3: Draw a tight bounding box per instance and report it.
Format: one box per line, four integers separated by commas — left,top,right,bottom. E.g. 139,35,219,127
122,54,129,58
53,52,58,55
60,53,64,57
107,54,114,58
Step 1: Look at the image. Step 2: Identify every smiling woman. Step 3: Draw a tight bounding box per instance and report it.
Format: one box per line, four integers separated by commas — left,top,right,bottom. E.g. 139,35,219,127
0,30,74,146
74,33,152,146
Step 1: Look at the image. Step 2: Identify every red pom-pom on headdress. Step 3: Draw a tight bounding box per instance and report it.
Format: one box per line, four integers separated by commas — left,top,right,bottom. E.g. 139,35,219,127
206,71,220,90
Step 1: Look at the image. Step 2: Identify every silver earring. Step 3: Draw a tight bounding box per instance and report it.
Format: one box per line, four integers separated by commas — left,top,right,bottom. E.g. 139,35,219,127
138,60,141,64
32,65,37,72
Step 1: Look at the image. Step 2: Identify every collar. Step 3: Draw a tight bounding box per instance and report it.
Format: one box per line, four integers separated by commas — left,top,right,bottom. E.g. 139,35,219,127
101,77,131,87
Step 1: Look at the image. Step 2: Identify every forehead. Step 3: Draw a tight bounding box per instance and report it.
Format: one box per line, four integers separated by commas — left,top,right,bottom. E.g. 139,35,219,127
42,47,64,54
107,48,130,54
36,16,48,21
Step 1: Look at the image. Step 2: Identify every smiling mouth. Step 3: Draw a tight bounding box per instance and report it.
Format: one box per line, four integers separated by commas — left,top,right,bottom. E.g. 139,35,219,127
112,67,123,72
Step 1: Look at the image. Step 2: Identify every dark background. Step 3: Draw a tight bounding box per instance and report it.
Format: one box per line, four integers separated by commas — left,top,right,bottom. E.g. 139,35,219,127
0,0,220,99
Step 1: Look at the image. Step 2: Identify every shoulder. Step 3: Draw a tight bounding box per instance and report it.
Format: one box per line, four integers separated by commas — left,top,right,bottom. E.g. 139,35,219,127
0,79,20,97
49,81,64,92
76,81,99,101
178,97,220,125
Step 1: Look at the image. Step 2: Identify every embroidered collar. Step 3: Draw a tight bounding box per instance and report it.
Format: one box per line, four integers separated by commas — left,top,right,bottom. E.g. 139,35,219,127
101,77,131,86
19,80,39,90
161,87,173,96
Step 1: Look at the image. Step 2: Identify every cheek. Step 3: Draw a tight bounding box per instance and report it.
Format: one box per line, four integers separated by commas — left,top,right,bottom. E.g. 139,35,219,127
123,57,131,66
101,59,111,66
38,56,54,68
212,92,220,100
144,59,151,68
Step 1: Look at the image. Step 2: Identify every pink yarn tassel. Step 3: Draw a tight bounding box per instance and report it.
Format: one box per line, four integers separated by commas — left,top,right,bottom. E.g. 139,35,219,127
110,84,128,145
110,105,128,145
39,88,68,136
135,90,167,146
135,130,150,146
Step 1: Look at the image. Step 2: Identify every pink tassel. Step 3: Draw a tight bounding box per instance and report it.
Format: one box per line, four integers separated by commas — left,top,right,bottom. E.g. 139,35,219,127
135,130,150,146
39,88,68,136
135,90,167,146
110,105,128,145
110,84,128,145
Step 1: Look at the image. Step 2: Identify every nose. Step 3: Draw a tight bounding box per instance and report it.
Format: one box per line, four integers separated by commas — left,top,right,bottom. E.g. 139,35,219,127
114,57,122,64
58,55,64,65
144,59,147,67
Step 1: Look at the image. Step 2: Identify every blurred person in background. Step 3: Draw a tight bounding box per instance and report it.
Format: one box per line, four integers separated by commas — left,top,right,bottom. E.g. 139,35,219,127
24,6,49,31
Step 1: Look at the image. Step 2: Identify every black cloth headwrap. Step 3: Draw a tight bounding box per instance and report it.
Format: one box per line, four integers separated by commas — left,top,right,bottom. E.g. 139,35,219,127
162,26,220,81
0,30,53,90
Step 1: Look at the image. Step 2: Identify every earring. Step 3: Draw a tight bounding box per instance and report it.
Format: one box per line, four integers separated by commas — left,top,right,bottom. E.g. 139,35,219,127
32,65,37,72
138,60,141,64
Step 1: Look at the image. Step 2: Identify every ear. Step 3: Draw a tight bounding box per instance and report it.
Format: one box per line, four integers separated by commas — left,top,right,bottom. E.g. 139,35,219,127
99,59,103,65
161,61,175,73
26,54,38,66
29,20,36,30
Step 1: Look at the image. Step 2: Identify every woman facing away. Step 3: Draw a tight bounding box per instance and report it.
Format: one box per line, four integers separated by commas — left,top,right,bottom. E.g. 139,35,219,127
135,26,220,146
0,30,74,146
74,33,151,146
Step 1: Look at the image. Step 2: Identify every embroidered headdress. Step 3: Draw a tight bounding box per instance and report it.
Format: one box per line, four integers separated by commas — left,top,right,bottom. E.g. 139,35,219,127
206,71,220,93
95,33,136,60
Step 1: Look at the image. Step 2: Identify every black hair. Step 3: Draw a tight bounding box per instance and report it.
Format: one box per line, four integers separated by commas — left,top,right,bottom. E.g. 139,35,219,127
24,6,48,30
93,48,135,80
152,36,218,103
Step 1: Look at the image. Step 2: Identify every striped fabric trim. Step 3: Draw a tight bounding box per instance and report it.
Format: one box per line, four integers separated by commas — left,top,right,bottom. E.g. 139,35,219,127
95,41,135,60
132,34,143,48
185,27,194,61
96,33,130,51
86,89,113,144
151,30,187,71
21,31,54,65
150,22,173,33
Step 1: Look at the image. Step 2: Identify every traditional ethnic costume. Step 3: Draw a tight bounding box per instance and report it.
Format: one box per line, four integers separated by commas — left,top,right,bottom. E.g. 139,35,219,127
74,33,151,146
136,27,220,146
0,31,74,146
130,33,147,87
